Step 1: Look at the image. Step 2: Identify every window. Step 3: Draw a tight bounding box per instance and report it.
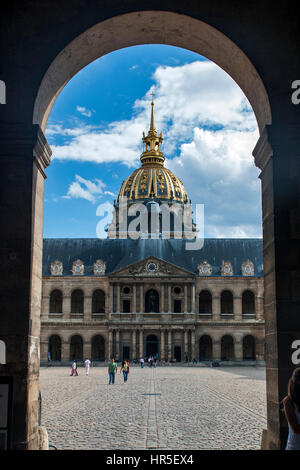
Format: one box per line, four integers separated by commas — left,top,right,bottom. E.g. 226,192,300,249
123,299,131,313
49,289,62,314
174,299,181,313
199,290,212,313
221,290,233,314
92,289,105,313
145,289,159,313
242,290,255,314
71,289,84,313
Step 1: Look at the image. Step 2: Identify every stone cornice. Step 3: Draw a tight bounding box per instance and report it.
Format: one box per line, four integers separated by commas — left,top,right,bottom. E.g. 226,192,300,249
252,125,273,173
0,123,52,164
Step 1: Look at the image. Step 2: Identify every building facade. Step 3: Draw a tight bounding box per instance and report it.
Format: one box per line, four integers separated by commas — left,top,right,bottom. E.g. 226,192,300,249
40,102,265,364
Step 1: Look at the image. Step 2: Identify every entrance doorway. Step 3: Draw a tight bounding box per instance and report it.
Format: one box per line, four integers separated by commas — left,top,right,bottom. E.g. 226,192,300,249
123,346,130,361
174,346,181,362
146,334,159,357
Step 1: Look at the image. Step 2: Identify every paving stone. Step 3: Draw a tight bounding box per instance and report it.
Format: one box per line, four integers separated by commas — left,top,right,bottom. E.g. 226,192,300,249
40,365,266,450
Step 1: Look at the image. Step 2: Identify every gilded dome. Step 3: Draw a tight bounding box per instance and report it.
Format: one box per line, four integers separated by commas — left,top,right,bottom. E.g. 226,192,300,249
118,166,188,204
117,100,189,205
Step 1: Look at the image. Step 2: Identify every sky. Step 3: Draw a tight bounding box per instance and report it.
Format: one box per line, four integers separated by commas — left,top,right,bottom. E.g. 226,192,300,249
44,44,262,239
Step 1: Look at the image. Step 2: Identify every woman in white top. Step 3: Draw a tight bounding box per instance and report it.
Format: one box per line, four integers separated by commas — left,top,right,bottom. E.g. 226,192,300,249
283,367,300,450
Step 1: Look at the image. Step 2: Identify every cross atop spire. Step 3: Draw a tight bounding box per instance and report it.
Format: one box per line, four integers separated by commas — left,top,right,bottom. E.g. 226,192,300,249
140,99,164,167
150,93,155,132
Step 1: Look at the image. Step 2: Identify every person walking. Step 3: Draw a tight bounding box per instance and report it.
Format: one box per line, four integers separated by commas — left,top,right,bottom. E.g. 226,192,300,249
283,367,300,450
70,359,78,376
120,360,130,383
140,357,144,368
108,358,117,384
84,358,91,376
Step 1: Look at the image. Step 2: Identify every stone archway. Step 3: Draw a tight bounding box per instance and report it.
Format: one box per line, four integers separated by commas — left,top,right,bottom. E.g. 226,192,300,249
33,12,271,133
2,5,299,451
48,335,62,361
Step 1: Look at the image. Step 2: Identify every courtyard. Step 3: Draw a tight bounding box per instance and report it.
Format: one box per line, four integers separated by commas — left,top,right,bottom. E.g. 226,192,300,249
40,365,267,450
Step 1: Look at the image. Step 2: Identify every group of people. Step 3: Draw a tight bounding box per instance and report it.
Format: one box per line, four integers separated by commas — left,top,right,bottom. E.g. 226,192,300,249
108,358,130,384
70,358,91,376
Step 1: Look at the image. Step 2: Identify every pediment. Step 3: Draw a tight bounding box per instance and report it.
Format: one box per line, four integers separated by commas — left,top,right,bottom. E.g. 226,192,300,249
110,256,194,278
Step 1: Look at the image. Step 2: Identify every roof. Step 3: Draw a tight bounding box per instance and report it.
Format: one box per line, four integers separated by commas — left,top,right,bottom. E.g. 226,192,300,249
42,238,263,277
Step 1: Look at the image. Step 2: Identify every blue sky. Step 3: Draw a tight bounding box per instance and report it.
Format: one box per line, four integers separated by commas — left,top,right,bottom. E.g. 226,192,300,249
44,44,262,239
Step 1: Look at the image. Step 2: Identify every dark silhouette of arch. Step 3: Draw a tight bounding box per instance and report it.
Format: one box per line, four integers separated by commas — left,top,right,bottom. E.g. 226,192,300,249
71,289,84,313
199,335,213,360
242,290,255,315
92,289,105,313
70,335,83,361
145,289,159,313
91,335,105,361
48,335,61,361
49,289,62,313
221,335,234,360
199,290,212,313
243,335,256,360
221,290,233,314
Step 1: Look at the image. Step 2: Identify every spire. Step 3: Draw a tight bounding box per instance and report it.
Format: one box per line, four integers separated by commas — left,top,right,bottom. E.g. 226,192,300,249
140,97,164,167
150,93,155,132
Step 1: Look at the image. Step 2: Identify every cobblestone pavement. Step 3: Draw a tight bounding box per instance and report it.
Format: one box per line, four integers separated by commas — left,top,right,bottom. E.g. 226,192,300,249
40,365,266,450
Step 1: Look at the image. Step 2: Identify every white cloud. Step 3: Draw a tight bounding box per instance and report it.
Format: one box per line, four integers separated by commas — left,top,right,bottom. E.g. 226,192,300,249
76,106,95,118
63,175,116,203
48,59,262,236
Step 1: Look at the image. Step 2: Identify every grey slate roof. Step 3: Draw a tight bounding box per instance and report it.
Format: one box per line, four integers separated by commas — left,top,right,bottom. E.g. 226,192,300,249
42,238,263,277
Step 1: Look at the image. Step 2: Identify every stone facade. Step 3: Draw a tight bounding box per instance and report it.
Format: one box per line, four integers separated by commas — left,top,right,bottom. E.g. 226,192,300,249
40,253,265,364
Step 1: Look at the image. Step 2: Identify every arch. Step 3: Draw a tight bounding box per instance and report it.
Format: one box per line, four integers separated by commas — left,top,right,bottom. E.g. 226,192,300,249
199,290,212,314
70,334,83,361
33,12,271,134
91,335,105,361
71,289,84,314
243,335,256,360
0,339,6,364
221,335,234,361
221,290,233,314
145,289,159,313
49,289,63,314
48,335,61,361
242,290,255,315
92,289,105,313
199,335,213,361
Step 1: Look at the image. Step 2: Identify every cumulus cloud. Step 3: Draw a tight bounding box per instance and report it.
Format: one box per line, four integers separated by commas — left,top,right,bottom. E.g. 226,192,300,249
47,59,262,236
63,175,116,203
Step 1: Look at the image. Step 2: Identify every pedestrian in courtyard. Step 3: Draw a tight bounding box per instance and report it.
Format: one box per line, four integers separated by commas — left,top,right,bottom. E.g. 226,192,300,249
140,357,144,368
120,360,130,383
70,359,78,376
108,358,117,384
283,367,300,450
84,358,91,376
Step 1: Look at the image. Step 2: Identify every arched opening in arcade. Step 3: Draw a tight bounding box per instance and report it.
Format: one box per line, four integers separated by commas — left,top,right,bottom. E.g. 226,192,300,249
70,335,83,361
91,335,105,361
28,10,276,451
48,335,62,362
146,334,159,358
199,335,213,361
221,335,235,361
243,335,256,361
